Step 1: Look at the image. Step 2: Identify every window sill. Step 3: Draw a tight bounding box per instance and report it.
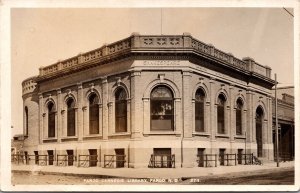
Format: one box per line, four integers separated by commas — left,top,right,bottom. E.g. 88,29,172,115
192,132,211,137
83,135,103,140
61,137,78,142
43,138,58,143
215,134,230,138
234,135,246,139
145,131,177,135
109,132,131,136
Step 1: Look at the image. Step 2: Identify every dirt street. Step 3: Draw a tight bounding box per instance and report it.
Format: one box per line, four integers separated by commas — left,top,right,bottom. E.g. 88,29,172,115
12,167,294,185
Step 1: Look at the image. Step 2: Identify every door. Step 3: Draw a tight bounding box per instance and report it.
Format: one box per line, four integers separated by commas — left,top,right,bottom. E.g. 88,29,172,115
115,149,125,168
153,148,172,168
47,150,54,165
198,148,205,167
89,149,97,167
219,149,225,166
67,150,74,166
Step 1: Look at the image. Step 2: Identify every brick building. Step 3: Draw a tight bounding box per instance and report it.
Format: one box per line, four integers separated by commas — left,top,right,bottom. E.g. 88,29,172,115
21,33,276,168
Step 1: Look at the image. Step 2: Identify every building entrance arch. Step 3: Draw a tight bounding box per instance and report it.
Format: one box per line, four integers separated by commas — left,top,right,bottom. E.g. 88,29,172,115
256,106,264,157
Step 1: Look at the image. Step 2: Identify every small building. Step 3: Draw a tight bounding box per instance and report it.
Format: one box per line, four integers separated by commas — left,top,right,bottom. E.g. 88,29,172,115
272,86,294,161
21,33,276,168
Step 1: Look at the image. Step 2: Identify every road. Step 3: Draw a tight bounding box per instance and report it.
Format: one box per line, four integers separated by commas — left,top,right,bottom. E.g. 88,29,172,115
12,167,294,185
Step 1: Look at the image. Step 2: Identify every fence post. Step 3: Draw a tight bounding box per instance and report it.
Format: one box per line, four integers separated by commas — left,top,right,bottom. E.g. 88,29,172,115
251,153,253,164
235,154,236,165
206,154,208,167
226,154,229,166
215,154,217,167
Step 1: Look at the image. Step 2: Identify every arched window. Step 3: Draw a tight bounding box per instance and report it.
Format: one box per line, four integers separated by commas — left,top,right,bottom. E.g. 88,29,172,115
67,98,76,136
150,86,174,131
115,88,127,133
47,102,55,138
236,99,243,135
256,106,264,157
195,88,205,132
89,94,99,134
25,107,29,136
217,94,226,134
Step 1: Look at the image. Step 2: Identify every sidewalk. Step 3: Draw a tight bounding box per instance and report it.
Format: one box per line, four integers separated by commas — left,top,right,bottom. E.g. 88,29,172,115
12,161,294,179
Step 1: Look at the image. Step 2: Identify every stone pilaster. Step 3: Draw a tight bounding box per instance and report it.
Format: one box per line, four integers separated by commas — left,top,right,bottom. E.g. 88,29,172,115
38,93,43,144
101,77,108,140
77,83,83,141
130,71,142,139
57,89,62,142
182,71,192,138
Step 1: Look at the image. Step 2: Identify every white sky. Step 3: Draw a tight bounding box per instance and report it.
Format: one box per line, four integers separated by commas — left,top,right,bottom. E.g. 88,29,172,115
11,8,294,136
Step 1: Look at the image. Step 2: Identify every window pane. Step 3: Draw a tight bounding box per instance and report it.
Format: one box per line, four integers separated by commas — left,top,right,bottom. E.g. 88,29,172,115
151,101,173,130
195,101,204,132
67,109,75,136
217,95,225,134
89,105,99,134
236,109,242,135
48,113,55,137
115,89,127,133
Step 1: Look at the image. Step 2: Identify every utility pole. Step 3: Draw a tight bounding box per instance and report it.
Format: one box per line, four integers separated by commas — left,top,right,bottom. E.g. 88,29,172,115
275,73,279,167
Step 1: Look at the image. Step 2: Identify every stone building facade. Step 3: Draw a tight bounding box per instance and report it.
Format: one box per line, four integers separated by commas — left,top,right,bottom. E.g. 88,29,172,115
21,33,275,168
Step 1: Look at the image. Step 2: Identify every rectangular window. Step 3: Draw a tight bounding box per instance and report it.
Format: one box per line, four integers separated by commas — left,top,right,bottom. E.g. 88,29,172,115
47,150,54,165
67,110,75,136
89,106,99,134
197,148,205,167
48,113,55,137
217,106,225,134
236,109,242,135
237,149,243,164
151,100,174,131
219,149,226,166
34,151,39,165
89,149,97,167
153,148,172,168
66,150,74,166
115,149,125,168
195,102,204,132
115,102,127,132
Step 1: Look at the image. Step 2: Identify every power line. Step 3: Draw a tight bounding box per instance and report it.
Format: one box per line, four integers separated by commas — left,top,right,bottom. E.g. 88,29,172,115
283,7,294,17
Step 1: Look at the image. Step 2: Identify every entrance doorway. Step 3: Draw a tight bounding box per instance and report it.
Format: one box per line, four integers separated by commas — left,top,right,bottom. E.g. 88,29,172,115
256,107,264,157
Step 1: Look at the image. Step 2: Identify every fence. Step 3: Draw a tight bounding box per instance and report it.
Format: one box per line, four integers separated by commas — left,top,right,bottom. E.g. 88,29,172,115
274,152,294,162
78,155,98,167
104,155,126,168
11,154,48,166
222,154,237,166
197,154,217,167
148,154,175,168
57,155,77,166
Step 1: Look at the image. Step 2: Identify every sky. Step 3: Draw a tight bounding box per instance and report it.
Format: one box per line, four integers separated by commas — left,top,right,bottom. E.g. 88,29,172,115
10,8,294,136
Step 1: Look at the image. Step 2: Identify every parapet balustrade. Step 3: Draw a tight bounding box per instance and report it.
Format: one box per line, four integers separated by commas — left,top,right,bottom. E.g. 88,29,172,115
39,34,271,79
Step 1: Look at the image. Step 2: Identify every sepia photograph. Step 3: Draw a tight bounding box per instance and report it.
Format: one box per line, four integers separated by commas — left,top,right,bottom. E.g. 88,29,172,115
1,0,299,191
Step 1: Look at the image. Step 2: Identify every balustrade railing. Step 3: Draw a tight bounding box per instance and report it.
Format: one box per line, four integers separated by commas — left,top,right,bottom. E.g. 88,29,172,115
39,34,271,79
